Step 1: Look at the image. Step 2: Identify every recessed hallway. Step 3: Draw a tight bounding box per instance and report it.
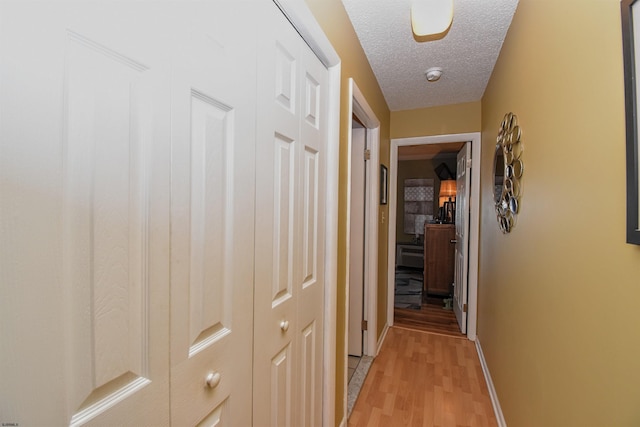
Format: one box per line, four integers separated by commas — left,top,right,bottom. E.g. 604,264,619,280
348,327,497,427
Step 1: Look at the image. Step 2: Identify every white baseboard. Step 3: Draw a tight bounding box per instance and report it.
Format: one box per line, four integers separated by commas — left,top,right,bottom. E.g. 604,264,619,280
375,323,390,355
475,338,507,427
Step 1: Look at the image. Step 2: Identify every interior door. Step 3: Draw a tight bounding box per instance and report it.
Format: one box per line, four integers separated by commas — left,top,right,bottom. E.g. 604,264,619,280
348,126,366,357
168,2,256,426
454,142,471,334
0,2,172,425
296,41,328,427
253,1,328,425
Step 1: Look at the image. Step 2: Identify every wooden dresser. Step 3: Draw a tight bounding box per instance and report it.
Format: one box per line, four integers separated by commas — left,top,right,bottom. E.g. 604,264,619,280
423,224,455,296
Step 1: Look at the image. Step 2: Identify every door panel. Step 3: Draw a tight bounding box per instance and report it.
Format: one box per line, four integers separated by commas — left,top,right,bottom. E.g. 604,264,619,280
0,2,171,425
64,33,159,424
300,321,317,425
272,133,296,306
454,143,471,334
169,2,256,426
302,147,319,286
271,344,293,426
254,2,327,425
254,7,300,423
187,92,233,350
196,400,229,427
297,42,327,427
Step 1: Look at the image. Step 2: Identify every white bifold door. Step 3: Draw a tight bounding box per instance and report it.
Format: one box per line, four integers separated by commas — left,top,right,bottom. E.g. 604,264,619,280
0,3,175,425
168,2,257,426
0,1,328,426
253,2,328,426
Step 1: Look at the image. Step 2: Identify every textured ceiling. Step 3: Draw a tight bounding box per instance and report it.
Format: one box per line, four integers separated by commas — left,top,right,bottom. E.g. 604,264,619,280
341,0,518,111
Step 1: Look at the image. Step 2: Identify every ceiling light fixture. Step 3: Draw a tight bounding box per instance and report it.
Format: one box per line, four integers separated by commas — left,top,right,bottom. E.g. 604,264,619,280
425,67,443,82
411,0,454,37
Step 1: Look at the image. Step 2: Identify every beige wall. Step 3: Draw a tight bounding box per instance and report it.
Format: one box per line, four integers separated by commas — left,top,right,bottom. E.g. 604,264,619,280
304,1,391,424
391,101,481,138
479,0,640,425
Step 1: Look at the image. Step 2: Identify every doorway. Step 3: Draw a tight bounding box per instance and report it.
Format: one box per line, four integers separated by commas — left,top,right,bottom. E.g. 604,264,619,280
392,143,464,336
348,118,367,357
387,133,481,341
393,147,461,335
344,78,380,418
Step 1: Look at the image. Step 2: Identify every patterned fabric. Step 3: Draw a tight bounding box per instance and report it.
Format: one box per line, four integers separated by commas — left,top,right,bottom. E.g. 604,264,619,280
404,185,434,202
404,178,434,234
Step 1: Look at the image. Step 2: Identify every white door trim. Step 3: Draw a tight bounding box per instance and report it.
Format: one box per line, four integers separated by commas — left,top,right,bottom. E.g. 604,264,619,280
387,133,481,341
274,1,341,425
349,78,380,357
347,125,366,357
343,78,381,418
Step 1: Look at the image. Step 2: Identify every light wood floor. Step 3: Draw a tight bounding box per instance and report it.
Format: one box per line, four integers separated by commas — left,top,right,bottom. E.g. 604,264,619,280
394,298,464,338
348,327,497,427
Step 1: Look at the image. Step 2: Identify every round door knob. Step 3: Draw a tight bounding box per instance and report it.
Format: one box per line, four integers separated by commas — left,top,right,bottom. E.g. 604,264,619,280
205,371,221,388
280,320,289,332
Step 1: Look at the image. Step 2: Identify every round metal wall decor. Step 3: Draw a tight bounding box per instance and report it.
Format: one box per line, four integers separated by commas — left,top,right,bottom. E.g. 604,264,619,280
494,112,524,233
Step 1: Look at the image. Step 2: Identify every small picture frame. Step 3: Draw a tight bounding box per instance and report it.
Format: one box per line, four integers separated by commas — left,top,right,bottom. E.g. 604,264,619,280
380,164,388,205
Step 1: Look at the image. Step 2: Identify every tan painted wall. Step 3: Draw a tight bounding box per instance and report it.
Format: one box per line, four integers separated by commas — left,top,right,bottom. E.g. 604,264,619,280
303,1,391,424
479,0,640,425
391,101,481,138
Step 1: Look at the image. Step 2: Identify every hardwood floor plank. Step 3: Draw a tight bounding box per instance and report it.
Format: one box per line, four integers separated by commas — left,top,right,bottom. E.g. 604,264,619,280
348,327,497,427
394,299,465,338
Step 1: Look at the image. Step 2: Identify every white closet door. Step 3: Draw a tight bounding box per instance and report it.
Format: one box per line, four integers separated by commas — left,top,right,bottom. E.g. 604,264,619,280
253,2,328,426
296,38,328,427
0,2,172,425
168,2,257,426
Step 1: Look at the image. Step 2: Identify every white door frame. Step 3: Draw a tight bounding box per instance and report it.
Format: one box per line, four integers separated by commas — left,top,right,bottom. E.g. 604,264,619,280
274,1,341,425
343,77,380,421
387,133,480,341
346,78,380,358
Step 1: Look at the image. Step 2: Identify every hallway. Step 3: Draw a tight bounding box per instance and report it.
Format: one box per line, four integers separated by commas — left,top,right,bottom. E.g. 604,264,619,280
348,327,497,427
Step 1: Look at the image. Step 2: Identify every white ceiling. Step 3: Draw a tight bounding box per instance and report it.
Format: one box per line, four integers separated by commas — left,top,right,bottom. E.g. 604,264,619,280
341,0,519,111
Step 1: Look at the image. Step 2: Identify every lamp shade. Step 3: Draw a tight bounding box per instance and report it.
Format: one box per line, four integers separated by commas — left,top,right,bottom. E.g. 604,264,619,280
439,179,457,198
438,179,456,208
411,0,453,37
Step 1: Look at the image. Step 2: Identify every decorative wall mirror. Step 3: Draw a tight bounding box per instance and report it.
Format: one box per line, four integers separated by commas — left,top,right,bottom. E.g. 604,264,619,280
494,112,524,233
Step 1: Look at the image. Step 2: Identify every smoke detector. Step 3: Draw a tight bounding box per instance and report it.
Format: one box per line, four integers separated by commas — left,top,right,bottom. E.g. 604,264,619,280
425,67,443,82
